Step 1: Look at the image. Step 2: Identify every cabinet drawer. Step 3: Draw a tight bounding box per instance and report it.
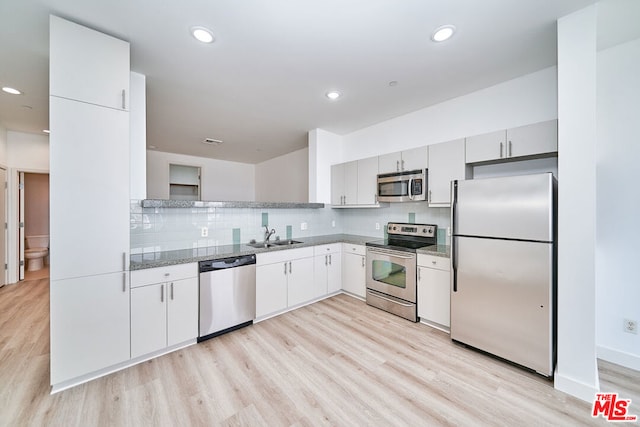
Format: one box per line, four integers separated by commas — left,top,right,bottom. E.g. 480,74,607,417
314,243,342,256
256,247,314,266
130,263,198,288
342,243,366,256
417,254,450,271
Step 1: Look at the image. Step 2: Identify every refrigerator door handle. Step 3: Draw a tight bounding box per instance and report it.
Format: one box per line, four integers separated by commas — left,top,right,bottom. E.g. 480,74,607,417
451,180,458,292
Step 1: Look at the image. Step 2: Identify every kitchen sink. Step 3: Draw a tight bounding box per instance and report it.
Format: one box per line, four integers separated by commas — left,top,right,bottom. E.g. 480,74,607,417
246,241,274,248
272,239,303,246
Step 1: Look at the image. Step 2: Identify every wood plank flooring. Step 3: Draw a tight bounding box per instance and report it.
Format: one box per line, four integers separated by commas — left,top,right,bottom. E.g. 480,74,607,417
0,277,634,426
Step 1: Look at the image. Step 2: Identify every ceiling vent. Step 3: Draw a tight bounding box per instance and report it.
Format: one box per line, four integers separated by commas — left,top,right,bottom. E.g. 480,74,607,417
202,138,223,146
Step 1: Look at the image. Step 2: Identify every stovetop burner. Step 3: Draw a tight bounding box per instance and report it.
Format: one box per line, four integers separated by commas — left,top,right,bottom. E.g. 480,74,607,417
366,222,437,253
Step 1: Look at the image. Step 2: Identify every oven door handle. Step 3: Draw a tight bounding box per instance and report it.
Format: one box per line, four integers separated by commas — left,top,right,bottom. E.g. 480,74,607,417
367,290,414,307
367,248,416,259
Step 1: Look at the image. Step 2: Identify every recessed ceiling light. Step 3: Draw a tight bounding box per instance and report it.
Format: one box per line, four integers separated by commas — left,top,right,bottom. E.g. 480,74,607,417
431,25,456,42
326,91,341,100
388,81,398,87
43,129,50,134
191,26,215,43
2,87,22,95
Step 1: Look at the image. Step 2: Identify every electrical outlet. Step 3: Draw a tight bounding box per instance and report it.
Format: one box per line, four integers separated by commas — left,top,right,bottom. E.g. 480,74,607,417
375,222,380,230
300,222,308,230
447,226,451,236
331,220,336,228
623,319,638,334
201,227,208,237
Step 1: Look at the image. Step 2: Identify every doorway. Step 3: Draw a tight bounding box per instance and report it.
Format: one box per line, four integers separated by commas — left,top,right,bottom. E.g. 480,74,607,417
19,172,50,281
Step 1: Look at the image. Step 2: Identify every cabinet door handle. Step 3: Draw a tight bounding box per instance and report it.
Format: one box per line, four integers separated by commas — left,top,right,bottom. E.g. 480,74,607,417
122,272,127,292
289,261,292,274
170,282,174,300
161,284,164,302
499,142,504,158
361,257,365,267
428,190,432,203
284,262,287,275
121,89,126,110
418,268,421,281
122,252,127,271
329,254,332,265
508,140,512,157
325,255,328,266
401,159,405,171
396,160,400,172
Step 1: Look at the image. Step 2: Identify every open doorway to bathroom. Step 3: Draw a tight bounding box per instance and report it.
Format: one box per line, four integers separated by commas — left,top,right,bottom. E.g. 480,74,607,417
18,172,49,281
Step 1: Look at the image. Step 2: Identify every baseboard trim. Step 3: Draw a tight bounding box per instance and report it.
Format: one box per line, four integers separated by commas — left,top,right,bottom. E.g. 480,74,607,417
597,345,640,371
554,370,600,402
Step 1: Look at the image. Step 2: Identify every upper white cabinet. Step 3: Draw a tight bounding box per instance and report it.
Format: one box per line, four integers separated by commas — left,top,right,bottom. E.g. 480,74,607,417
427,139,469,207
331,161,357,206
356,156,379,205
379,146,428,174
465,120,557,164
331,157,382,207
50,15,130,110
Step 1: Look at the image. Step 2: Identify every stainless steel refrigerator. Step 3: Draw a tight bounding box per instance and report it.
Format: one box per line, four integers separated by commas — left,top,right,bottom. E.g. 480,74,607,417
450,173,556,377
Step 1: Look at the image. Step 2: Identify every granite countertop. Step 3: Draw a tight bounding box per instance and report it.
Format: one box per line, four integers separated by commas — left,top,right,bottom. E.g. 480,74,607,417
130,234,378,270
416,244,450,258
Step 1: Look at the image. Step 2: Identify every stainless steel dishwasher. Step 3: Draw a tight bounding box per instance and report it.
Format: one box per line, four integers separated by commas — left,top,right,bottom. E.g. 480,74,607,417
198,254,256,342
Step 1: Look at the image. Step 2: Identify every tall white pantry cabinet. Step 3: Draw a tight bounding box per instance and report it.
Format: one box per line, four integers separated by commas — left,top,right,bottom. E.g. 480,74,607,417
49,16,131,389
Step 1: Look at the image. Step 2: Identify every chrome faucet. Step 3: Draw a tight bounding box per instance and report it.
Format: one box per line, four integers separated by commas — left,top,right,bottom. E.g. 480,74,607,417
264,226,276,242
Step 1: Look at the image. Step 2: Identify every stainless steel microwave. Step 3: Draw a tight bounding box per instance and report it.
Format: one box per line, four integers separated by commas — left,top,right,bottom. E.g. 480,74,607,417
377,169,427,202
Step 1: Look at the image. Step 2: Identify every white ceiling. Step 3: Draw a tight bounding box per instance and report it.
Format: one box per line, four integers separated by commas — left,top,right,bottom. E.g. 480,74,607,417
0,0,604,164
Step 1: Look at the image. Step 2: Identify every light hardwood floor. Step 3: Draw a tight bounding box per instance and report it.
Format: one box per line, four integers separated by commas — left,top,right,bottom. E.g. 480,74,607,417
0,277,636,426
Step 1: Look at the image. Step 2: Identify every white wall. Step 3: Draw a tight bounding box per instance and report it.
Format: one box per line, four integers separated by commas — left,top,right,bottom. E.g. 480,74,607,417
341,67,558,161
596,37,640,369
130,72,146,200
0,123,7,166
308,129,343,203
146,150,255,201
555,5,599,401
255,148,309,203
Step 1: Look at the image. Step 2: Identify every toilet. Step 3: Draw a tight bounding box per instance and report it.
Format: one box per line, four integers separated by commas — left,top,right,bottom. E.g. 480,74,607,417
25,235,49,272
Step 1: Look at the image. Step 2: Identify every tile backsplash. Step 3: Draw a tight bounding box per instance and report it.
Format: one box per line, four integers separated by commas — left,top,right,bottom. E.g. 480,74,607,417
130,200,451,254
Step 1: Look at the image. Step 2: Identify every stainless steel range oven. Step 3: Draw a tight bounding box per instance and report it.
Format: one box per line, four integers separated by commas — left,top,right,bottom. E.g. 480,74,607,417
366,223,437,322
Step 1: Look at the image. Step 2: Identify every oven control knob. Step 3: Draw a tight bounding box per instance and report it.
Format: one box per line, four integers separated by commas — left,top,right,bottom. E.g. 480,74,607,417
423,228,427,233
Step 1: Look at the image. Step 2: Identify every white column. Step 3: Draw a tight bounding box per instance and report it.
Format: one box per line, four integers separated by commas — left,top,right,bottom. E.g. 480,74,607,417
308,129,343,203
130,72,147,200
555,4,600,401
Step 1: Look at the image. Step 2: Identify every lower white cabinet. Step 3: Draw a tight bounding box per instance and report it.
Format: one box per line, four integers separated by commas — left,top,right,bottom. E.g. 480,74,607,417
50,272,130,385
417,254,451,329
342,244,366,298
256,247,315,318
314,244,342,295
130,264,198,359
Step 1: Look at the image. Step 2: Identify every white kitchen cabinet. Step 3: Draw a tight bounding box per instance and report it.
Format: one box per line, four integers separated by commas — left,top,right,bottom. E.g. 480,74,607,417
314,244,342,295
465,120,558,164
49,17,132,388
378,147,428,174
130,276,198,358
256,262,289,318
357,156,379,205
256,247,315,317
287,257,316,307
331,161,358,206
417,254,451,329
427,139,470,207
506,120,558,159
342,244,366,298
49,15,130,110
50,97,130,280
50,272,130,386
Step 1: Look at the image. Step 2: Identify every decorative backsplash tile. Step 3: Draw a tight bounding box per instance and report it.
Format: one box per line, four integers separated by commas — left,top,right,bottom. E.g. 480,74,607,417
130,200,451,253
